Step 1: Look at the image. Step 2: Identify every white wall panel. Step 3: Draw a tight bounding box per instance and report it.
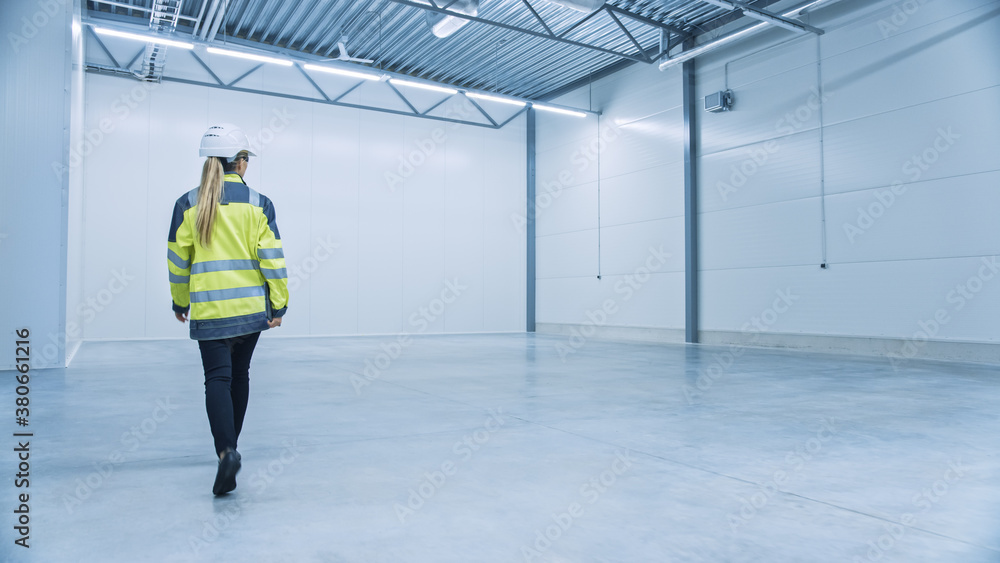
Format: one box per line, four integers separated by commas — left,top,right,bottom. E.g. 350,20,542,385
700,198,823,271
483,118,527,331
698,129,821,213
536,277,606,325
535,111,596,153
535,42,686,332
589,62,683,125
825,170,1000,263
356,113,406,334
822,2,1000,126
537,273,684,329
604,272,685,329
818,0,999,61
535,134,601,190
823,87,1000,195
535,182,598,237
695,0,1000,346
599,107,685,180
81,75,151,339
699,34,816,95
1,0,74,369
533,0,1000,348
258,98,315,337
309,105,361,335
599,162,685,226
67,5,86,361
599,218,685,275
536,229,600,280
702,258,1000,342
443,126,486,332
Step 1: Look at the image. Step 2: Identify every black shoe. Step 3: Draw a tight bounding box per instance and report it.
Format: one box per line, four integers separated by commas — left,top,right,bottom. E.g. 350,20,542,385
213,449,241,496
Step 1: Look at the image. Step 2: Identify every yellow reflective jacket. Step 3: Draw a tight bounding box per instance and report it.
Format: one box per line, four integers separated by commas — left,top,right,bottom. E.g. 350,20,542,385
167,173,288,340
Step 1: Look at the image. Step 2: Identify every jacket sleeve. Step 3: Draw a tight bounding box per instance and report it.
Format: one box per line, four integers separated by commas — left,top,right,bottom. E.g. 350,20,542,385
256,196,288,318
167,200,193,314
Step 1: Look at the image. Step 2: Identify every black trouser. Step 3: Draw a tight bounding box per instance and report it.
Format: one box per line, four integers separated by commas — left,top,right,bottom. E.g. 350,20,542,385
198,332,261,456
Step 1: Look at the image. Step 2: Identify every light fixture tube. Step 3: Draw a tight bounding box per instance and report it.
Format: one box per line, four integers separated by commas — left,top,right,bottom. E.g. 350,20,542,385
389,78,458,95
531,103,587,117
93,26,194,49
303,64,383,81
206,46,293,66
465,92,527,107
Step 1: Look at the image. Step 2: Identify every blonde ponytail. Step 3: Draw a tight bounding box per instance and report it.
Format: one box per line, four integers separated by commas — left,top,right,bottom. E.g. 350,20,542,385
196,157,225,247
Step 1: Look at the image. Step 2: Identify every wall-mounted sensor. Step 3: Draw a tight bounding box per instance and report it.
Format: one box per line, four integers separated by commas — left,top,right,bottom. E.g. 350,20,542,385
705,90,734,113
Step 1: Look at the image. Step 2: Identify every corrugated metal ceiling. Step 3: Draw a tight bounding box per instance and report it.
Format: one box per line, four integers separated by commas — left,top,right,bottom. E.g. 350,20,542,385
85,0,779,99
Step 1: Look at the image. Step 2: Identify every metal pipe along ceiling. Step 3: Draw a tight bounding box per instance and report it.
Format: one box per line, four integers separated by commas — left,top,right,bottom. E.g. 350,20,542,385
658,0,841,70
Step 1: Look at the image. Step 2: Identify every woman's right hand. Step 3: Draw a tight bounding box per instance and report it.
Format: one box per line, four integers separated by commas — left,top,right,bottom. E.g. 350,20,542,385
267,317,282,328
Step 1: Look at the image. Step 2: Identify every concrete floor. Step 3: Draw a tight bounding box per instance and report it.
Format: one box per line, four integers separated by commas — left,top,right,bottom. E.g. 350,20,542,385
3,333,999,562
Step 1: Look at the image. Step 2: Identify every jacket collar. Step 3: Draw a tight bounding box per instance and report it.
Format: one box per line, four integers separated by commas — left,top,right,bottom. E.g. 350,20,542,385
224,172,246,184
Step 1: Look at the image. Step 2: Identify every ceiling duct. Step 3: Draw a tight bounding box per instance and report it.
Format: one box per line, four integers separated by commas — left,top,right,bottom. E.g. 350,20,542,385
542,0,604,12
425,0,480,38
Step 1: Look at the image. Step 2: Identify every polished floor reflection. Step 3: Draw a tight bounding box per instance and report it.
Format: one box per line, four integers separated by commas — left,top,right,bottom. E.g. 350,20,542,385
6,333,1000,562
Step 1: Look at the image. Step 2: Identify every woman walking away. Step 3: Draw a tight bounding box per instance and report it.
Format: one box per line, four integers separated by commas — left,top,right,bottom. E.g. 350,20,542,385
167,123,289,495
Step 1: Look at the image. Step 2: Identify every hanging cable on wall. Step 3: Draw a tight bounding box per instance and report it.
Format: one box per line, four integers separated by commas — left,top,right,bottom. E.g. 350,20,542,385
816,33,828,269
591,74,602,280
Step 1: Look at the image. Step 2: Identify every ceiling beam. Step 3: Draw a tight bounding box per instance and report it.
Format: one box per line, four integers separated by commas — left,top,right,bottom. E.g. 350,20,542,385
384,0,663,64
698,0,824,34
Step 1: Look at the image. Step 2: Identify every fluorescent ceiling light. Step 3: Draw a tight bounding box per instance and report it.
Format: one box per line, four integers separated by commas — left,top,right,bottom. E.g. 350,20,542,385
206,46,292,66
465,92,526,107
390,78,458,95
658,22,764,70
93,26,194,49
303,64,383,81
532,103,587,117
658,0,833,70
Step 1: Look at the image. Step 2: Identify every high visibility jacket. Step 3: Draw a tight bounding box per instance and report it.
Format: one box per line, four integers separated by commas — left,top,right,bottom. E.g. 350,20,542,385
168,173,288,340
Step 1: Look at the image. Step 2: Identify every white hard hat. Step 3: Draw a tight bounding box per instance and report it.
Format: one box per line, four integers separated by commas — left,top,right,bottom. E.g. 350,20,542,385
199,123,257,159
